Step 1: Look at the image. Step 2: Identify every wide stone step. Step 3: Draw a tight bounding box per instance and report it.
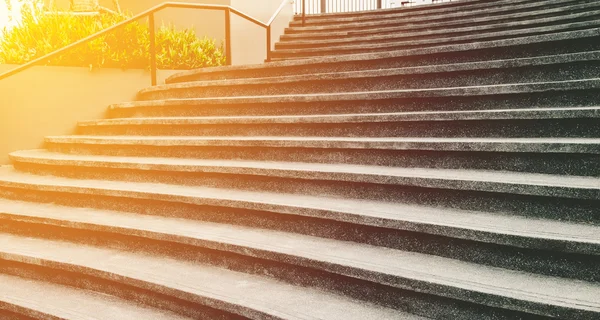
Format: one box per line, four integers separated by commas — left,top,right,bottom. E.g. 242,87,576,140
166,29,600,83
2,164,599,280
0,273,190,320
290,0,507,23
120,80,600,119
41,135,600,176
0,233,418,320
144,52,600,99
272,19,600,60
77,107,600,138
288,0,573,29
9,149,600,200
283,1,599,41
279,5,600,49
0,172,600,302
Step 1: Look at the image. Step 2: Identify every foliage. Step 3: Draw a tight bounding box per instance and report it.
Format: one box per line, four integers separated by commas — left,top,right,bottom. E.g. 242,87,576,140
0,4,226,69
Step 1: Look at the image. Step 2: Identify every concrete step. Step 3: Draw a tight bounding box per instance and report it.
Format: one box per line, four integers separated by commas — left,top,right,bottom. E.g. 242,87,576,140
0,233,419,320
10,149,600,200
40,135,600,176
76,107,600,139
271,19,600,60
290,0,510,23
0,170,599,283
0,273,190,320
123,80,600,119
282,1,600,41
166,29,600,83
288,0,578,29
144,52,600,99
278,4,600,49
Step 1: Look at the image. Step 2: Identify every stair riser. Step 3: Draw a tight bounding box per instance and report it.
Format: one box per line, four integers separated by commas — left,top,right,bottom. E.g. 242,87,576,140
167,34,600,82
4,205,598,283
0,304,46,320
272,23,600,60
0,221,554,320
42,142,600,177
145,61,600,99
279,10,600,49
0,256,247,320
283,3,600,41
10,161,600,225
287,0,580,28
119,89,600,119
77,119,600,139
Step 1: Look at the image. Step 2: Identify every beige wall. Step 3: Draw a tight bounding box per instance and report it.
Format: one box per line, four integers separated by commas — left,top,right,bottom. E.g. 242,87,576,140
44,0,293,66
230,0,294,65
0,64,178,164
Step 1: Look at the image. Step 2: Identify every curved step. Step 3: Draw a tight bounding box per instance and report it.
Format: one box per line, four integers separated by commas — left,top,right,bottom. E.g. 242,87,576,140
283,1,599,41
76,107,600,138
166,28,600,83
142,52,600,100
0,273,190,320
279,5,600,49
10,150,600,201
0,165,599,251
0,233,416,320
287,0,577,30
272,19,600,60
129,80,600,117
0,204,598,318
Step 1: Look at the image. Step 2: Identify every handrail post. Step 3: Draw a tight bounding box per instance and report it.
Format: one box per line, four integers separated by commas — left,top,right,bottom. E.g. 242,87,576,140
302,0,306,26
377,0,382,9
320,0,326,13
266,25,272,62
225,8,232,65
149,12,157,86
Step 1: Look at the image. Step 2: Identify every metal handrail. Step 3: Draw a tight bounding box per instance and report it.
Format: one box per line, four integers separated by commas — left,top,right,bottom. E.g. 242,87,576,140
0,0,289,85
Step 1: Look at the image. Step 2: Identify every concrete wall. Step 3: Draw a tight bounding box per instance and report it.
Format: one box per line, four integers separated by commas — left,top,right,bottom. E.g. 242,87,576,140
230,0,294,65
0,64,178,164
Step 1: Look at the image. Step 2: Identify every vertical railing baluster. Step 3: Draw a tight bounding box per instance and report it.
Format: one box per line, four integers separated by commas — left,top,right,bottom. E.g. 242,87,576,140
266,25,271,62
302,0,306,25
149,12,157,86
225,8,232,65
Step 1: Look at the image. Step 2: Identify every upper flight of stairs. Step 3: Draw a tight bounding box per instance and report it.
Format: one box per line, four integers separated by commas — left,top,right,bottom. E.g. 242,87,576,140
1,0,600,319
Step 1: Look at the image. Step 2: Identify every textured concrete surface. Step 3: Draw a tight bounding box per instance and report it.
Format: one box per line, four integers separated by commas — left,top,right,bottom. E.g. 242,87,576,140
1,0,600,318
0,233,421,320
0,273,191,320
282,1,600,40
278,6,600,49
0,166,599,255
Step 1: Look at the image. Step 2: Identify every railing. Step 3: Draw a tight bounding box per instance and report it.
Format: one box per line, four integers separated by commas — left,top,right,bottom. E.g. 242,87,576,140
0,1,290,85
295,0,455,16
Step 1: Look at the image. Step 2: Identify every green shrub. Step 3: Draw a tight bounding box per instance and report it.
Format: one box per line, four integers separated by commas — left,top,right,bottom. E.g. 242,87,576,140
0,5,226,69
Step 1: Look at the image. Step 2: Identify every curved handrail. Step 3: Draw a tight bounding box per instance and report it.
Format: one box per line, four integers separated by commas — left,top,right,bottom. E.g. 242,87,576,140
0,0,289,83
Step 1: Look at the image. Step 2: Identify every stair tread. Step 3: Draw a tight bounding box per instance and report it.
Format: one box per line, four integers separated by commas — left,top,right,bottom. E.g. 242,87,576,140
0,202,598,315
44,135,600,154
1,164,598,250
82,106,600,126
0,233,415,320
283,1,597,39
280,9,600,48
289,0,568,29
166,27,600,83
0,273,190,320
152,51,600,89
274,20,600,56
134,78,600,106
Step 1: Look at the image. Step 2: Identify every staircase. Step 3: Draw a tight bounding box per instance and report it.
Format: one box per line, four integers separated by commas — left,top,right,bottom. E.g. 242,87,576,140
1,0,600,318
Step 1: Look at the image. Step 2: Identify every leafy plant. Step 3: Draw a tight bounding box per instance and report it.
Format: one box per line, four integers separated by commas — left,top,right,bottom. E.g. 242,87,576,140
0,4,226,69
